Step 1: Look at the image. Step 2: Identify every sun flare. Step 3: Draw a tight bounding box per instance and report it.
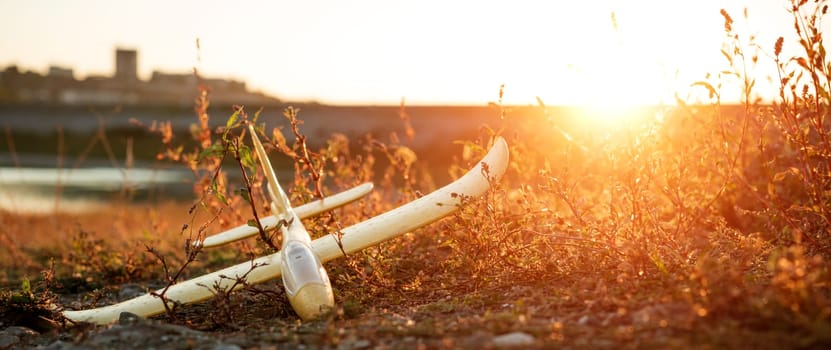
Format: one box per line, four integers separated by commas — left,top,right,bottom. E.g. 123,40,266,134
556,11,673,126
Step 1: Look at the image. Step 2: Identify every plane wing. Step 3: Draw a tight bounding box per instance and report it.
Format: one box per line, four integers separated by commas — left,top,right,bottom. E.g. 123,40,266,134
62,137,509,325
198,182,374,248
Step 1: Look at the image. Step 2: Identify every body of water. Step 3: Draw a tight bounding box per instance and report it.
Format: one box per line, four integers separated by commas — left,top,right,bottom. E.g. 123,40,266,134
0,166,191,213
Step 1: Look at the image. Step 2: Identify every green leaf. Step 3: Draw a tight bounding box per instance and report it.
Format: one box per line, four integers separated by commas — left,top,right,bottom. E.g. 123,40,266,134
252,107,263,124
216,192,228,205
198,143,225,161
239,187,251,203
239,145,258,173
246,219,258,228
20,277,31,295
211,180,228,205
226,110,240,129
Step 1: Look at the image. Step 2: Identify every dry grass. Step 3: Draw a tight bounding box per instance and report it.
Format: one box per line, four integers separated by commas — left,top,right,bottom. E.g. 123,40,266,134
3,1,831,348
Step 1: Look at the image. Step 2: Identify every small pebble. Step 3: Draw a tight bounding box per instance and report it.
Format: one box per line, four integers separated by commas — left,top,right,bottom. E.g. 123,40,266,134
118,312,143,325
492,331,535,348
210,344,242,350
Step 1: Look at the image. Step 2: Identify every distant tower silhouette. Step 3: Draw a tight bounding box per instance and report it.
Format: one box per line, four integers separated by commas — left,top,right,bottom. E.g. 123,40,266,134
115,48,138,83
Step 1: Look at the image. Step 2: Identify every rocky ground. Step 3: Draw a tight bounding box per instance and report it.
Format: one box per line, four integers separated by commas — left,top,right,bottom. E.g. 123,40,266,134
2,280,551,350
4,275,816,350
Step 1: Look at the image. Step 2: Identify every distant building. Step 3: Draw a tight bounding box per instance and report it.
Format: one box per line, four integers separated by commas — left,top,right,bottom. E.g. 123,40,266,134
48,66,74,79
0,48,279,106
114,49,138,83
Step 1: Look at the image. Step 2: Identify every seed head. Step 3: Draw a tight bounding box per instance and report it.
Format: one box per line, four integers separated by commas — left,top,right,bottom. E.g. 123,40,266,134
720,9,733,33
775,37,784,57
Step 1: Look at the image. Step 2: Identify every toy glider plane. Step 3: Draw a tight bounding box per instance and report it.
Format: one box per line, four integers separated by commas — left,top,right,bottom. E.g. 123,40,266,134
62,131,509,324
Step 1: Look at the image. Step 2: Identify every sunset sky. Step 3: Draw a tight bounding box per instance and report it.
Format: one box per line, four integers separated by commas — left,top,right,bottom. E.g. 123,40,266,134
0,0,818,105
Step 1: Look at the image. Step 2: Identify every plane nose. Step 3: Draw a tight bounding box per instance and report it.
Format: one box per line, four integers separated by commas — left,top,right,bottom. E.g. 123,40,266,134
281,240,335,320
289,283,335,320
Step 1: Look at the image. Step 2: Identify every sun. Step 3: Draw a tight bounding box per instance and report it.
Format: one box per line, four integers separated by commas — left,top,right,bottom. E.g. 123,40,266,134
533,8,684,128
576,59,668,127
